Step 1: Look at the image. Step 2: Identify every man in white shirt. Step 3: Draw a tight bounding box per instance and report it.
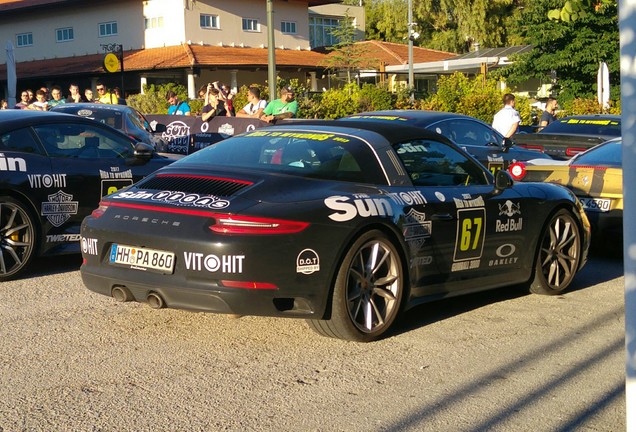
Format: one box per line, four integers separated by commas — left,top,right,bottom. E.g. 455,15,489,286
236,87,267,118
492,93,520,138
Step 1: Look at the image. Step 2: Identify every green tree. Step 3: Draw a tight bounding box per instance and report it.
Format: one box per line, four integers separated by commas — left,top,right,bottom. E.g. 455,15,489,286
547,0,616,22
362,0,526,53
415,0,521,53
322,11,377,84
364,0,409,43
501,0,619,102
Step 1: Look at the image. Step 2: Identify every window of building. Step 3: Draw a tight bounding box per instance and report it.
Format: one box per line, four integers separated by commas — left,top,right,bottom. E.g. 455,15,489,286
281,21,296,34
55,27,74,43
144,17,164,29
242,18,259,32
99,21,118,37
200,14,219,29
16,33,33,47
309,17,340,48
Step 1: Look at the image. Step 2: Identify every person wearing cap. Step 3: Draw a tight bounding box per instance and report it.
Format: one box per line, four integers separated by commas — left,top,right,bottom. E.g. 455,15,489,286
260,86,298,123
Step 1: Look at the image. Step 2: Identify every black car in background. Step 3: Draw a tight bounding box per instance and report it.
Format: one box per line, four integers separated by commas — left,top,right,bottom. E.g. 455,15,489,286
0,110,173,280
80,121,590,342
343,110,551,174
51,103,168,151
514,114,621,159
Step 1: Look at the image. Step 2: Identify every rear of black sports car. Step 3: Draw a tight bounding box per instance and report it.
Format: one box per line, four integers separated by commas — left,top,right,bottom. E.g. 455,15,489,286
80,167,362,318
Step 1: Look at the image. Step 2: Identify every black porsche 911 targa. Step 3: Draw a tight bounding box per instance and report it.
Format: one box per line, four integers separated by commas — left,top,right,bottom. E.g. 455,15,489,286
80,121,591,341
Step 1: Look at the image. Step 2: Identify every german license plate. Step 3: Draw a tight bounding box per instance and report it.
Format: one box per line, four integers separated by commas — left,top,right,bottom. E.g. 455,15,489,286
109,244,175,273
579,197,611,212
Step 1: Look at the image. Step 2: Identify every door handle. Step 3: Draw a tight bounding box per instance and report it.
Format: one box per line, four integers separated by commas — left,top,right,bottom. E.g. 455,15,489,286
431,213,453,221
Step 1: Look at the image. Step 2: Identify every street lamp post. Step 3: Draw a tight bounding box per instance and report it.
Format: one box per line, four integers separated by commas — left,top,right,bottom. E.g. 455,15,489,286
408,0,414,100
267,0,277,101
407,0,419,101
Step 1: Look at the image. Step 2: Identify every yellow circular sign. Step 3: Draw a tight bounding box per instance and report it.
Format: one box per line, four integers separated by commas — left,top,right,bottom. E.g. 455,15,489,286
103,53,120,73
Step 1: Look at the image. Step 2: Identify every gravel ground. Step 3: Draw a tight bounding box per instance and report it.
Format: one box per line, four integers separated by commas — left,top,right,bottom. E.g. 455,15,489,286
0,254,625,432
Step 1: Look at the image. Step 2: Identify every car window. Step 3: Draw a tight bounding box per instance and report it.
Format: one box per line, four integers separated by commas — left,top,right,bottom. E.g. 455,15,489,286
0,128,44,154
176,129,387,184
32,123,135,159
431,119,501,147
55,106,124,130
128,109,150,132
394,139,489,186
541,117,621,136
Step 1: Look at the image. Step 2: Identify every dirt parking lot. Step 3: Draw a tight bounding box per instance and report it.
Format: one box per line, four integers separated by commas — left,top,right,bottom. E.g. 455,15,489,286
0,254,626,431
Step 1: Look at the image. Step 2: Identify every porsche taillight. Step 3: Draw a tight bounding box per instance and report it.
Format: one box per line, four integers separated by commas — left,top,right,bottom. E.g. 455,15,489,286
91,201,110,218
209,214,309,235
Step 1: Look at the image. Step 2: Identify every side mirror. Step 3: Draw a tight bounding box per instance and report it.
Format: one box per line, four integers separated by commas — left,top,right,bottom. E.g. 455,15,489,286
133,142,154,160
152,123,167,133
495,169,513,192
502,138,514,153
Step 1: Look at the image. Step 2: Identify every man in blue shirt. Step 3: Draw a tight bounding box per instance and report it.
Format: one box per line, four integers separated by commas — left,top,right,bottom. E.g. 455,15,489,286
166,91,191,116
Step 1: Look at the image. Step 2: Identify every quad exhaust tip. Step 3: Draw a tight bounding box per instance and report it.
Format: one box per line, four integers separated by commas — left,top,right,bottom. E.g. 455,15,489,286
111,286,133,302
147,292,165,309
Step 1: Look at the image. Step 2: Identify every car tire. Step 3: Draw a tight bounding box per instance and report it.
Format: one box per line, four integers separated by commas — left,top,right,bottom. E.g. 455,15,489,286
529,209,581,295
0,196,37,281
307,230,404,342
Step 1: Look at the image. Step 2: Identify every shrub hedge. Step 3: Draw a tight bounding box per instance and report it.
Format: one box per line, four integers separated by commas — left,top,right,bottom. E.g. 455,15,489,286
127,73,620,123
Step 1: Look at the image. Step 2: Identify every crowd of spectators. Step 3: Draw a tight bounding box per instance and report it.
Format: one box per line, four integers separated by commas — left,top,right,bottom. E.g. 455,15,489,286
0,81,126,111
173,82,297,123
2,81,299,123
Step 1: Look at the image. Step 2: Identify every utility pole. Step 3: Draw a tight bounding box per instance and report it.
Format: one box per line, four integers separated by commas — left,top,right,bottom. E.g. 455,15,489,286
407,0,414,100
267,0,277,101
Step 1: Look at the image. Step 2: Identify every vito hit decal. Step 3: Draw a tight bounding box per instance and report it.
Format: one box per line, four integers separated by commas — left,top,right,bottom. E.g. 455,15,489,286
183,252,245,273
41,190,79,227
28,174,67,188
82,237,99,255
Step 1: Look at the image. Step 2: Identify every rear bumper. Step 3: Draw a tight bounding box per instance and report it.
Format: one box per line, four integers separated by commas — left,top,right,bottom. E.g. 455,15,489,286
81,267,324,318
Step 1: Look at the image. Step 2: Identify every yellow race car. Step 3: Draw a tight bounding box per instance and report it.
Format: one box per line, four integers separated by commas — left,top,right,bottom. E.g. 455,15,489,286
510,138,622,251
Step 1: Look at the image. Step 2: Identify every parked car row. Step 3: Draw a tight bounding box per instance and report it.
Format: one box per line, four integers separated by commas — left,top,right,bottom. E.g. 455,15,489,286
3,106,619,341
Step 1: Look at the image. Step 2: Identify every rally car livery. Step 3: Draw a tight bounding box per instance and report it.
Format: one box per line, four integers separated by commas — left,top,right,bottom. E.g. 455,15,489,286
0,110,173,280
80,121,590,341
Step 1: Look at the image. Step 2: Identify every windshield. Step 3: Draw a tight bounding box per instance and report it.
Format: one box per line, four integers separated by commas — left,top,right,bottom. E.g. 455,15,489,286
570,140,622,168
541,117,620,137
54,106,124,130
175,129,388,184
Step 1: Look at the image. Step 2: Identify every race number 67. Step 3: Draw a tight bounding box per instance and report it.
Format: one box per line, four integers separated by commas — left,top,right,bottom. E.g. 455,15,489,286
454,208,486,261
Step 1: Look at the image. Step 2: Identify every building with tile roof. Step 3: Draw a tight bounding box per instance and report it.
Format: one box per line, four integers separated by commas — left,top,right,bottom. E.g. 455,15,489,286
0,0,363,99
